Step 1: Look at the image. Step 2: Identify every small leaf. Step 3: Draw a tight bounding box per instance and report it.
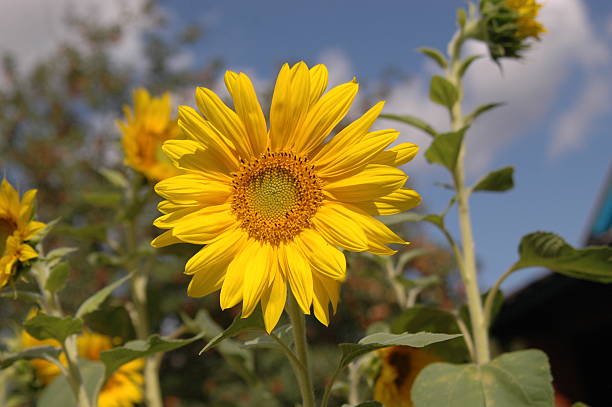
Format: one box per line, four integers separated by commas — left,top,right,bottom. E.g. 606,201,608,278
24,313,83,342
379,113,437,137
99,168,128,189
101,334,203,380
38,359,105,407
0,346,61,369
200,309,265,354
419,47,448,69
241,325,293,350
412,350,554,407
338,331,462,370
458,55,482,78
75,274,131,318
514,232,612,282
0,290,42,303
429,76,458,108
45,263,70,293
465,102,504,124
457,8,466,28
472,167,514,192
45,247,78,261
425,130,465,171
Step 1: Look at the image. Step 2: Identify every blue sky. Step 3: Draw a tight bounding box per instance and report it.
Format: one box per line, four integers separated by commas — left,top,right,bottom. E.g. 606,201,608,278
2,0,611,294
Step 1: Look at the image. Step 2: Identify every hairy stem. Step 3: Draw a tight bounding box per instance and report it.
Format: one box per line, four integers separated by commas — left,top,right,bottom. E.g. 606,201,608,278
286,294,315,407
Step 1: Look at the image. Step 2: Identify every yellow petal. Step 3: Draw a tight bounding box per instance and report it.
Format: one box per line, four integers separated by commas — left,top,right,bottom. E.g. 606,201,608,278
269,62,311,151
295,229,346,281
151,230,183,248
18,244,38,262
242,242,273,318
293,81,359,155
342,202,407,255
195,87,251,159
312,101,385,165
19,189,37,220
371,143,419,167
24,221,46,240
308,64,328,105
162,139,232,182
220,239,259,309
184,227,245,276
280,242,313,314
187,257,229,298
324,165,407,202
171,204,236,244
154,174,231,204
225,71,268,156
157,199,201,215
312,275,332,326
317,130,398,179
311,202,369,252
354,188,422,216
261,262,287,333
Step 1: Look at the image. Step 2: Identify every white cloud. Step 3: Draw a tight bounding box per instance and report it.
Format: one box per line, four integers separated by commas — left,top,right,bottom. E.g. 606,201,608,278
317,48,354,87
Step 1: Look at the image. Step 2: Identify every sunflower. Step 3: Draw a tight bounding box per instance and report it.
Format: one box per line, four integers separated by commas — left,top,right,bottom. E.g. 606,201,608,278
21,329,144,407
117,88,182,181
0,179,45,288
152,62,421,332
373,346,442,407
505,0,545,40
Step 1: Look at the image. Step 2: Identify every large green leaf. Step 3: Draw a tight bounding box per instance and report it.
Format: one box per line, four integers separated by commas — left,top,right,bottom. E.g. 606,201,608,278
100,334,203,380
338,332,462,370
425,130,465,171
1,346,61,369
38,359,105,407
24,313,83,342
419,47,448,69
199,309,265,354
429,76,459,108
412,349,553,406
75,274,131,318
472,166,514,192
379,113,438,137
514,232,612,283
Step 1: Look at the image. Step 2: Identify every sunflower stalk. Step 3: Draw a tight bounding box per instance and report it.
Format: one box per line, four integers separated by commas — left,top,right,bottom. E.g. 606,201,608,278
445,20,491,365
124,173,163,407
286,293,316,407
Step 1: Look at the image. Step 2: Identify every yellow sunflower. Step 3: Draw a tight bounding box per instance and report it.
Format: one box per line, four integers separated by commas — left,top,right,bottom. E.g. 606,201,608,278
506,0,545,39
152,62,421,332
117,88,182,181
373,346,442,407
22,329,144,407
0,179,45,288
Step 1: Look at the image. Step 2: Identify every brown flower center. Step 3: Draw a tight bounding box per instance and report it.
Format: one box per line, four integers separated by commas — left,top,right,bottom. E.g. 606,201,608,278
0,217,16,255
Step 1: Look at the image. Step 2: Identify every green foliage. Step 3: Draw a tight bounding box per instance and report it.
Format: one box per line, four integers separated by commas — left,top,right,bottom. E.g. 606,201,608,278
429,76,459,108
465,102,504,124
200,310,265,354
379,113,438,137
45,262,70,293
458,55,482,78
100,334,203,380
242,325,294,351
472,166,514,192
38,359,105,407
24,313,83,343
75,274,131,318
425,130,465,171
342,402,383,407
0,346,61,369
419,47,448,69
412,350,554,406
514,232,612,282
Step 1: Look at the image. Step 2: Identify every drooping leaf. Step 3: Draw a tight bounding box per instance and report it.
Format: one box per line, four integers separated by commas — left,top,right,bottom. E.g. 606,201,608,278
199,309,265,354
458,55,482,78
98,168,128,189
419,47,448,69
339,332,462,370
514,232,612,283
38,359,105,407
472,167,514,192
379,114,438,137
24,313,83,342
412,349,554,407
75,274,131,318
45,247,78,261
429,76,459,108
425,130,465,171
100,334,203,380
0,346,61,369
45,262,70,293
241,324,294,351
465,102,504,124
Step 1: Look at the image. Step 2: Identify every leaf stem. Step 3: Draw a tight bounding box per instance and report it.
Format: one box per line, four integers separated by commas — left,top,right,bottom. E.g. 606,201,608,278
286,293,315,407
483,265,517,326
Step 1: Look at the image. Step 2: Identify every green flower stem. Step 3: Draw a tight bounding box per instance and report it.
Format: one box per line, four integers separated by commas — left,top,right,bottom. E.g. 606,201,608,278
124,175,163,407
286,293,316,407
446,26,491,365
62,337,92,407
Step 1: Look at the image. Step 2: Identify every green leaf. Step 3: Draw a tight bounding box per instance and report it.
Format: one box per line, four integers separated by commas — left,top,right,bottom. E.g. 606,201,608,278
100,334,203,380
241,324,294,351
473,166,514,192
425,130,465,171
465,102,505,124
45,247,78,261
339,331,462,370
457,8,467,28
412,349,554,407
379,114,438,137
75,274,131,318
200,309,265,354
514,232,612,283
0,290,42,303
342,402,383,407
45,262,70,293
24,313,83,342
98,168,128,189
38,359,105,407
419,47,448,69
1,346,61,369
458,55,482,78
429,76,459,108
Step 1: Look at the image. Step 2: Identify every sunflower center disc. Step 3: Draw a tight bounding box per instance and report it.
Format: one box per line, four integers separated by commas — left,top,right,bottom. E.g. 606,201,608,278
0,217,16,255
231,151,323,245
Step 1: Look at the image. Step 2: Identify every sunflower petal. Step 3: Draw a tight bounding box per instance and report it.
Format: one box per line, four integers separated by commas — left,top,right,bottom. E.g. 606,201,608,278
220,239,258,309
242,242,273,318
371,143,419,167
353,188,422,216
324,165,407,202
151,230,183,248
154,174,232,204
311,202,369,251
171,204,235,244
308,64,328,105
187,262,226,298
261,265,287,333
295,229,346,281
280,242,313,314
162,139,232,182
184,228,245,275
